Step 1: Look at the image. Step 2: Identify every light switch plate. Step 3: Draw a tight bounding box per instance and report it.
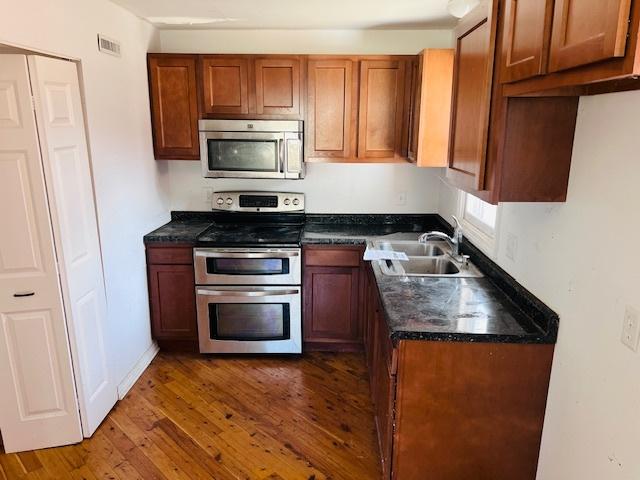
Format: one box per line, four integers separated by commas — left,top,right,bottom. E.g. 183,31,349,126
621,305,640,352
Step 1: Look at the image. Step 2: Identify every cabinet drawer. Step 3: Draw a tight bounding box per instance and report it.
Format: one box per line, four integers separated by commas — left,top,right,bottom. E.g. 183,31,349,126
304,247,361,267
147,246,194,265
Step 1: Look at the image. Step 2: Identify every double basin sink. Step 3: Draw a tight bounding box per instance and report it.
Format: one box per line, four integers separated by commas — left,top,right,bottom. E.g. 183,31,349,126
373,240,483,278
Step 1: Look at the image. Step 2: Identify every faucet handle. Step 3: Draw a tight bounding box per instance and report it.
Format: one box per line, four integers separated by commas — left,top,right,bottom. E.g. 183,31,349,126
451,215,461,230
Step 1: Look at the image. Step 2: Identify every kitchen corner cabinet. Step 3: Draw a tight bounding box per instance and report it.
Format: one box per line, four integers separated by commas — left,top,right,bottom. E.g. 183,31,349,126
362,265,554,480
147,54,200,160
408,49,454,167
146,245,198,351
302,246,363,351
501,0,640,96
447,0,579,203
201,55,305,120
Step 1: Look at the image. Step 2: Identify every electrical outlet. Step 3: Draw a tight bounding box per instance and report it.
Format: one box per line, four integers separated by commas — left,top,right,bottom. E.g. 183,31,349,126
621,305,640,352
202,187,214,204
396,192,407,206
505,233,518,261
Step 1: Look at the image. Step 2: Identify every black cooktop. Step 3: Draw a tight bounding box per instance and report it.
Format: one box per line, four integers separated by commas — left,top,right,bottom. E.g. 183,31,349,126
196,213,304,247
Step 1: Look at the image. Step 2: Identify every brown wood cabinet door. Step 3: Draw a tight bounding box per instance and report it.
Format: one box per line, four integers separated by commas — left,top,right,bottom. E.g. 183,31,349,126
147,55,199,160
501,0,554,82
549,0,632,72
303,266,360,347
306,58,357,160
447,1,498,192
254,57,302,117
201,56,250,115
358,59,408,159
148,264,197,340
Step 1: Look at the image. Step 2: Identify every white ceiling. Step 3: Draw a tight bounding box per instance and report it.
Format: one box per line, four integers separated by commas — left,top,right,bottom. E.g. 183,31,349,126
110,0,457,30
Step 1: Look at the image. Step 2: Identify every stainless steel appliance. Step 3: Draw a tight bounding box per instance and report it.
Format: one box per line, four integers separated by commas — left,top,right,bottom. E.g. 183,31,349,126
199,120,304,179
194,191,305,354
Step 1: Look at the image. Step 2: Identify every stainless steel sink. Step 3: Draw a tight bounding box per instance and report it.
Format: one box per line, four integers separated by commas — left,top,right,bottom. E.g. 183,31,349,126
372,240,483,278
376,240,446,257
401,257,460,275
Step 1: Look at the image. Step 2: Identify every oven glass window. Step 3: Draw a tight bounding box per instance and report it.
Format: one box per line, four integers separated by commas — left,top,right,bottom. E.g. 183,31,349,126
206,258,290,275
209,304,290,341
207,139,279,172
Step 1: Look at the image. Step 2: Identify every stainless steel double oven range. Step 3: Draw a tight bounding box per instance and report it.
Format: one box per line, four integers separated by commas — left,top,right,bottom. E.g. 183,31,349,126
194,192,305,354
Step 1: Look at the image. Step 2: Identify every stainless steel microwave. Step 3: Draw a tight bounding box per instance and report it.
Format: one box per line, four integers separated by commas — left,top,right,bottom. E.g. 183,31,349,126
199,119,304,179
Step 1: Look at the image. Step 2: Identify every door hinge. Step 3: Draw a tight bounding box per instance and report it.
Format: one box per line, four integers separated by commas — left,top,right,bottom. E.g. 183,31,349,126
30,95,36,111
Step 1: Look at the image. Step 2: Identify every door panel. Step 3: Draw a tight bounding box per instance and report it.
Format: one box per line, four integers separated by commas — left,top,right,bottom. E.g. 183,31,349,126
306,59,356,159
358,60,407,159
501,0,554,82
254,58,302,116
148,264,197,340
201,56,250,115
0,54,82,453
148,55,199,159
549,0,632,72
447,2,497,191
29,55,117,437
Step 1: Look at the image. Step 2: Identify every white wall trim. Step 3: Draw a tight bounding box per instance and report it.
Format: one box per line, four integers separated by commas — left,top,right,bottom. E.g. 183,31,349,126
117,342,159,400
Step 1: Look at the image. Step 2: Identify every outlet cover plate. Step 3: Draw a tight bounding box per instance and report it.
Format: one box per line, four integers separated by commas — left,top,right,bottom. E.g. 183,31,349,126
622,305,640,352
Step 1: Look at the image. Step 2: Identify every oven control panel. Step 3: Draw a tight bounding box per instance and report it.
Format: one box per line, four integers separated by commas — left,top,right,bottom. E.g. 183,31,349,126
212,191,305,213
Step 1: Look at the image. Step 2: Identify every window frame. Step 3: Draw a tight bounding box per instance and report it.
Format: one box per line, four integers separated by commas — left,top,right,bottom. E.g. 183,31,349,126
456,191,501,258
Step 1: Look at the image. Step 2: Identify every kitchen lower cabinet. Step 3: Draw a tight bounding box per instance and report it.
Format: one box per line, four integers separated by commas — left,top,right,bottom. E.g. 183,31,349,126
363,264,554,479
302,246,363,351
146,245,198,351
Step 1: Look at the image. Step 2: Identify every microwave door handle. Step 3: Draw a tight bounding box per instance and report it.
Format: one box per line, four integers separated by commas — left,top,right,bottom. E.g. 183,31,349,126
196,288,299,297
278,137,285,174
194,251,299,259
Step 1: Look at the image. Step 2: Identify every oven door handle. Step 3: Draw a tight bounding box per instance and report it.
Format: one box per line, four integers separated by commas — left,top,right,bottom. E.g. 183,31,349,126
194,251,299,259
196,288,299,297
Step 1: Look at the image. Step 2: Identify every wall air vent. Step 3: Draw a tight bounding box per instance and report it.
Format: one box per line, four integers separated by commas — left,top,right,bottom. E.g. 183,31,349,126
97,34,121,57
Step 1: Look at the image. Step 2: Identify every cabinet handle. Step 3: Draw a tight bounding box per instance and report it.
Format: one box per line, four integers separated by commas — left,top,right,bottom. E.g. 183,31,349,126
13,291,35,298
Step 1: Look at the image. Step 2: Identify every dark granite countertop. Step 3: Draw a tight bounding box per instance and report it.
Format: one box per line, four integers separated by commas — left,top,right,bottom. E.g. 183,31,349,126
143,212,558,345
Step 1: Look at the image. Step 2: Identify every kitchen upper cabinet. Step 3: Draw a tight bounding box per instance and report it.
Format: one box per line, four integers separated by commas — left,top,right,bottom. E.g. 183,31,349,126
358,59,409,159
408,49,454,167
448,0,579,203
303,246,363,351
201,56,250,115
448,4,497,192
147,54,199,160
254,57,303,117
306,58,358,160
201,55,303,119
548,0,632,73
501,0,554,82
501,0,640,95
146,245,198,351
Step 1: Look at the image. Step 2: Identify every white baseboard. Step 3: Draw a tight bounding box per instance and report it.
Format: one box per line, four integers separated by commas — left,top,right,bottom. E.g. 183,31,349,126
117,342,160,400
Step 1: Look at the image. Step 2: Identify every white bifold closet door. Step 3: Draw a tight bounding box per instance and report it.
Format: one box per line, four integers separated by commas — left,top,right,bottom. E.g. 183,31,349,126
0,54,116,452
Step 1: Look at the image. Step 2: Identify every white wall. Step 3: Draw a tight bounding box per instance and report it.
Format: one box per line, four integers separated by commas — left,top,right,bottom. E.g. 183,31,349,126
167,162,442,213
1,0,170,388
159,28,451,213
158,29,453,55
439,91,640,479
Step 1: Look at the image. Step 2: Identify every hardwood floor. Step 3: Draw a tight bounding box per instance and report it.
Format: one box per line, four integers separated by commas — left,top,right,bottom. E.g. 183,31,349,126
0,352,381,480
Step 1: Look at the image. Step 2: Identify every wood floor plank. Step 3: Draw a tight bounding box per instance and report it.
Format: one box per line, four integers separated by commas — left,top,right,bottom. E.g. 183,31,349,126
0,352,381,479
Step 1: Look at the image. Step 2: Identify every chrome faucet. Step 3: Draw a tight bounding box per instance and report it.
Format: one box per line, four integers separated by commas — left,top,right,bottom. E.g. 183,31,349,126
418,216,464,260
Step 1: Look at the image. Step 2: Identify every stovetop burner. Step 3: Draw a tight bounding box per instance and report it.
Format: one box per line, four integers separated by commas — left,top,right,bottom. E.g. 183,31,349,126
197,221,303,247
